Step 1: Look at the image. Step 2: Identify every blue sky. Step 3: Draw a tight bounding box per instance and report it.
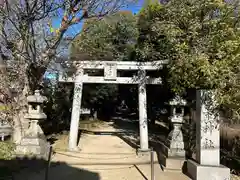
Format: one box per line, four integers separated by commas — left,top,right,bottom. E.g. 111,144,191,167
128,0,144,13
52,0,144,37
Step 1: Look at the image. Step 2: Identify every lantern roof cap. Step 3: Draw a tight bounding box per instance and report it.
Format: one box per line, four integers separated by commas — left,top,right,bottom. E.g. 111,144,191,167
27,90,47,103
169,96,187,106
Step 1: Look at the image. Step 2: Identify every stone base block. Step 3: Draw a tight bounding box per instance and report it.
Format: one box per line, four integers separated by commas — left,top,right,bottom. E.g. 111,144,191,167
68,146,81,152
137,148,151,157
168,148,185,157
16,136,50,159
187,159,230,180
165,157,186,171
164,138,186,157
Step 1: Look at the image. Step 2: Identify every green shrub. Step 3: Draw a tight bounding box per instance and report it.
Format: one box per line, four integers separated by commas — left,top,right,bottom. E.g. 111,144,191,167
0,141,15,160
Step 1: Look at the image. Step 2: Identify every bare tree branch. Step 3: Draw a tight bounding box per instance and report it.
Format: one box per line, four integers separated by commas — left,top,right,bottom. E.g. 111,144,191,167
0,0,137,140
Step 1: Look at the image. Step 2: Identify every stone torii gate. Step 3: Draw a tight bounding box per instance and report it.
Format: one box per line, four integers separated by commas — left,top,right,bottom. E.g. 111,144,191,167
58,60,168,151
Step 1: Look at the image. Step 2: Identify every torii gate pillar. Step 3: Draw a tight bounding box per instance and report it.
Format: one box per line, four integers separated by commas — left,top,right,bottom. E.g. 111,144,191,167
58,60,167,151
138,70,149,151
68,70,83,151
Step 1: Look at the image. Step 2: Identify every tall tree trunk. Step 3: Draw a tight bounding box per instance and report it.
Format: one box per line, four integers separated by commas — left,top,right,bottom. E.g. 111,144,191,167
12,80,30,143
1,41,53,143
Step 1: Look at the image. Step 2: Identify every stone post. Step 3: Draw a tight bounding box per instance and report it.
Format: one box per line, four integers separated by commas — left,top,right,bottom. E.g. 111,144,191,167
68,69,83,151
138,70,149,152
16,90,50,159
187,90,230,180
196,90,220,166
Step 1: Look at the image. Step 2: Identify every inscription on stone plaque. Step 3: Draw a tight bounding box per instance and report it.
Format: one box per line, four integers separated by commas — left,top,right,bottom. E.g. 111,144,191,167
104,62,117,80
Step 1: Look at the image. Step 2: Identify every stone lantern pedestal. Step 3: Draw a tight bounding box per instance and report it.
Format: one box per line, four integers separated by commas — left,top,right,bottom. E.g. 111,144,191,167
164,96,187,170
16,90,50,159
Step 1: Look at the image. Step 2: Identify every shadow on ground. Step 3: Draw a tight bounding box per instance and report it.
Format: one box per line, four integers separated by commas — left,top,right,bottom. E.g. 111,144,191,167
76,116,171,171
98,115,171,171
0,157,100,180
108,115,192,174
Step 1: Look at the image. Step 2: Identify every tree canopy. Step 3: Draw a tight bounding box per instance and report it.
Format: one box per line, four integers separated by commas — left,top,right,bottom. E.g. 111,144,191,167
70,12,139,115
71,11,138,61
71,0,240,122
137,0,240,121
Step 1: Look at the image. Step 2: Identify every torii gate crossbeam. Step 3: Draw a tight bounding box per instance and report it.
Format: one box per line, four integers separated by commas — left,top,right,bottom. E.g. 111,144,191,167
58,60,168,152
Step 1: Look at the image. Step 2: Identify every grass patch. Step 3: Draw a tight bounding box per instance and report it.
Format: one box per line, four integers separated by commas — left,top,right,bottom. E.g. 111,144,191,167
0,141,15,179
0,141,15,160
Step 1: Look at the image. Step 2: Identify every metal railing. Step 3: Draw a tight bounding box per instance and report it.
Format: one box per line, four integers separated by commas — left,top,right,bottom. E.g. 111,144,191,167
45,146,53,180
150,148,155,180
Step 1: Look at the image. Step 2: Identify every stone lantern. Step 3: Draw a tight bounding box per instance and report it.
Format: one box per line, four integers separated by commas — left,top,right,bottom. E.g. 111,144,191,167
16,90,50,158
166,95,187,157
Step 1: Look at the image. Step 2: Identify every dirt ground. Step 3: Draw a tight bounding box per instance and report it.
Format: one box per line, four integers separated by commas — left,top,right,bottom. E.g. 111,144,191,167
53,136,190,180
12,121,240,180
47,121,189,180
51,121,240,180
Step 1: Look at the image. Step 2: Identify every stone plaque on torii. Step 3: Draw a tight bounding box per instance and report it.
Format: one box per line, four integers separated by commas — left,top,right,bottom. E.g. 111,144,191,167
104,62,117,80
58,60,168,152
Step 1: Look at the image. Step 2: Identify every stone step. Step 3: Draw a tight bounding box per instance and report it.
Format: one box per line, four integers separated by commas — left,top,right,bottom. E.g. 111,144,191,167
54,148,159,159
164,157,186,171
52,150,161,171
54,152,154,164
